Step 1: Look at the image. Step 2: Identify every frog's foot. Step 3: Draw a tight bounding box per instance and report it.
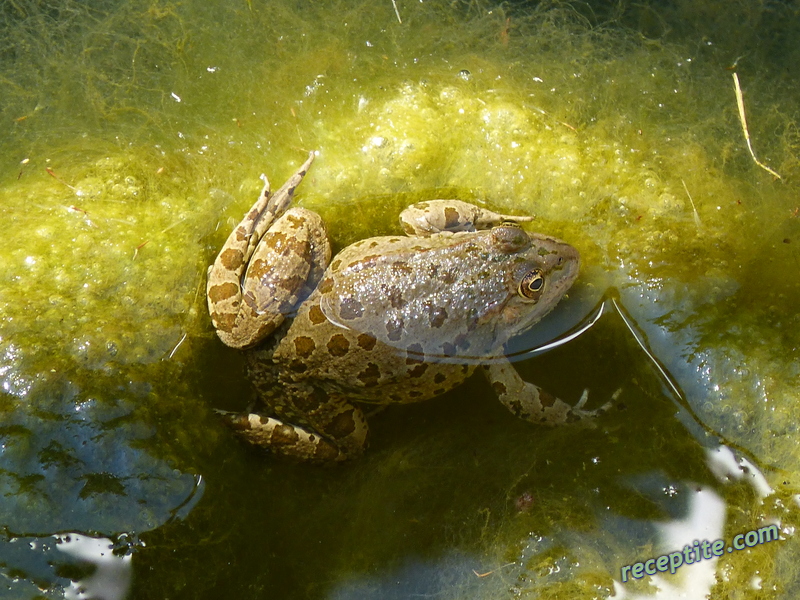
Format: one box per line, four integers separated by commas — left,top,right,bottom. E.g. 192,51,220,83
483,362,615,425
400,199,534,236
569,387,621,420
216,404,368,463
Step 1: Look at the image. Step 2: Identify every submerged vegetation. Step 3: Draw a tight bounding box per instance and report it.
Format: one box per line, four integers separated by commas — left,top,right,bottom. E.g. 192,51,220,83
0,0,799,598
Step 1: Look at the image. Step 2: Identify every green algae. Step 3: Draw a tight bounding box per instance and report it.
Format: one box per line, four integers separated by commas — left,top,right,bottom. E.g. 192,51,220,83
1,0,800,598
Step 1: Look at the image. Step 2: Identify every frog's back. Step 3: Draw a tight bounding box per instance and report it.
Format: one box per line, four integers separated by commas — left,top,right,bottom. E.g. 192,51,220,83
318,232,518,352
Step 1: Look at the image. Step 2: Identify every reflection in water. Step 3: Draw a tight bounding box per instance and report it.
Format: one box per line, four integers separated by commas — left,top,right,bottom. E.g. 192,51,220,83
56,534,132,600
707,446,773,500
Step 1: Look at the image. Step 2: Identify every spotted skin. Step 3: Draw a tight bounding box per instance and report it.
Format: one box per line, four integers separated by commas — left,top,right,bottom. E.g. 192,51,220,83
207,151,605,462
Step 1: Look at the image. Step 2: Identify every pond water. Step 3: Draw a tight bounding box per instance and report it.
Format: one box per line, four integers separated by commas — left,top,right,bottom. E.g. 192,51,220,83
0,0,798,598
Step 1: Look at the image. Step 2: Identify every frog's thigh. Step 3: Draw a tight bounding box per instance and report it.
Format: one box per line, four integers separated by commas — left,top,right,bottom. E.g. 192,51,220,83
482,361,579,425
226,391,368,462
237,207,329,345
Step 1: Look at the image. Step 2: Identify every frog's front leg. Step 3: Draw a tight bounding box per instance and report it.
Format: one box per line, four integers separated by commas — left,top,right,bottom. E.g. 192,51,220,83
400,199,534,236
483,360,611,425
207,153,328,349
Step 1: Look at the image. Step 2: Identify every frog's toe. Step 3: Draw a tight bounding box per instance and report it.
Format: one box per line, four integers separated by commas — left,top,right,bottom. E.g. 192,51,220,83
570,388,622,421
573,389,590,411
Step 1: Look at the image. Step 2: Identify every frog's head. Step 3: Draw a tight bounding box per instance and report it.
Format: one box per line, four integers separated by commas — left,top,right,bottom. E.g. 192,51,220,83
483,223,580,341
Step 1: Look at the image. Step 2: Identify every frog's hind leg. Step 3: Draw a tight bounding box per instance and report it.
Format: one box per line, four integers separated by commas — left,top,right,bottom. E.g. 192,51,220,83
208,153,329,349
221,391,369,463
238,206,330,336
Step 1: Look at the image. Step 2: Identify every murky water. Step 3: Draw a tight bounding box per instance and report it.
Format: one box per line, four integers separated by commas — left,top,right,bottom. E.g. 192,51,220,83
1,0,798,598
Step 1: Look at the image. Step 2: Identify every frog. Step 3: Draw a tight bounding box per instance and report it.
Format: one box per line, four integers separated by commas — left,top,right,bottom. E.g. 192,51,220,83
207,151,606,462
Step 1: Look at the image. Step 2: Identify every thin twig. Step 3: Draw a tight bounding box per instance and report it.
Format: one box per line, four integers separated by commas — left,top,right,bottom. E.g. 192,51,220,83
133,240,149,260
46,167,77,191
681,179,703,231
732,72,781,179
167,332,187,360
391,0,402,23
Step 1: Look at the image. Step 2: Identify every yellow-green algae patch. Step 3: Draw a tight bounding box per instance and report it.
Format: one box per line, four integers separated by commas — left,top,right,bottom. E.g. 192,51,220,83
1,0,800,598
1,152,206,368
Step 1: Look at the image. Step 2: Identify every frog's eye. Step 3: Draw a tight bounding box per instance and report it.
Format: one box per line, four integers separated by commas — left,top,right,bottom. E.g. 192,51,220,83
518,269,545,301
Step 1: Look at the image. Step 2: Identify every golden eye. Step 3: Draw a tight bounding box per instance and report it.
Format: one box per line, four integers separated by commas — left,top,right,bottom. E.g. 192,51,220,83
518,269,545,301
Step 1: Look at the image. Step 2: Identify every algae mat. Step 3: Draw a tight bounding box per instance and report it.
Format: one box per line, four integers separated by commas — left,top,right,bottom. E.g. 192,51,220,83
0,0,799,598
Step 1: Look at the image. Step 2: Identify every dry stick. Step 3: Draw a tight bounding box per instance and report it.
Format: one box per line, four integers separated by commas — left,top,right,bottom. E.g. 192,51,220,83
391,0,402,23
732,72,782,179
